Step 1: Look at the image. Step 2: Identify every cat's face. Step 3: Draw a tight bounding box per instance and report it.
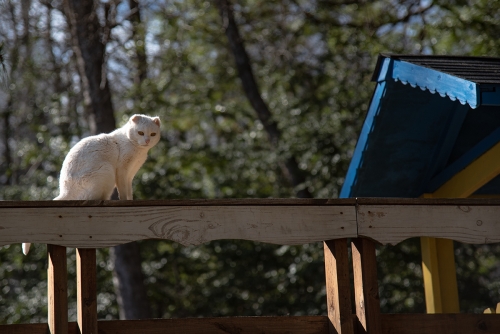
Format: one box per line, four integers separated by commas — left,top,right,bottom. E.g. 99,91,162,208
126,114,161,147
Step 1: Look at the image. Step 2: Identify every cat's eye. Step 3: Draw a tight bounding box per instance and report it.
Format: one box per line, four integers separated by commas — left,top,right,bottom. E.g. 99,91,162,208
138,131,144,136
151,133,156,137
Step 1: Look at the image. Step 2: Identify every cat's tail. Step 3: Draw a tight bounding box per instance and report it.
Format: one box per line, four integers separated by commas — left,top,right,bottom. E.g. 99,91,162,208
22,194,63,255
22,243,31,255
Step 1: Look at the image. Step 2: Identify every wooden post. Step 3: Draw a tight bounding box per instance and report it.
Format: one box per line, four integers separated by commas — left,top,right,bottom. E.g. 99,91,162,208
352,238,381,334
77,248,97,334
48,244,68,334
420,237,460,313
324,239,354,334
420,193,460,314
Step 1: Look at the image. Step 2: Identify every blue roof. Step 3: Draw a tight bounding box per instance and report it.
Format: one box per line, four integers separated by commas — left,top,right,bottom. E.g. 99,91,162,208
341,54,500,198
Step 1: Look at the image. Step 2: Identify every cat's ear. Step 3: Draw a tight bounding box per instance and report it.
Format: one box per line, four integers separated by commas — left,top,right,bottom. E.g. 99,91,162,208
153,117,161,127
131,114,141,123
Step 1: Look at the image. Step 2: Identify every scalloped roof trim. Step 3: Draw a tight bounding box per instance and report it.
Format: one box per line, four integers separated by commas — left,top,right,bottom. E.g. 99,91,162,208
394,78,472,107
391,58,479,108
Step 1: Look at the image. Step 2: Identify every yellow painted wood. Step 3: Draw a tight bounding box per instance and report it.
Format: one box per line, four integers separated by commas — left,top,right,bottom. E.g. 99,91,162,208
434,238,460,313
468,194,500,199
421,141,500,314
420,236,460,313
432,141,500,198
420,236,442,313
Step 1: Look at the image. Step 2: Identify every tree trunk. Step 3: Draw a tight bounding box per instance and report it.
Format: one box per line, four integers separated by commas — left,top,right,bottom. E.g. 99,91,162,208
1,98,12,185
215,0,311,198
129,0,147,85
62,0,152,320
62,0,115,134
110,243,152,319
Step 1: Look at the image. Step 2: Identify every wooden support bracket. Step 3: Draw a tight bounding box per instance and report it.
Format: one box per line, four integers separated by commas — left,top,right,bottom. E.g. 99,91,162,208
352,238,381,334
77,248,97,334
48,244,68,334
324,239,354,334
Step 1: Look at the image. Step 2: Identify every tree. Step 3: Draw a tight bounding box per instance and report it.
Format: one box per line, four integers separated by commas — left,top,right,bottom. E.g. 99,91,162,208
62,0,152,320
215,0,311,198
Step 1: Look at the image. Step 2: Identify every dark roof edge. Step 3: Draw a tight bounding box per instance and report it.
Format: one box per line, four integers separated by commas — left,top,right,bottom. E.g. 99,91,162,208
372,53,500,83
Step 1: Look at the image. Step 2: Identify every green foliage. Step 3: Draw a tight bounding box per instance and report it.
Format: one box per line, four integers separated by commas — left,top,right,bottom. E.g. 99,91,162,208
1,0,500,324
141,240,326,317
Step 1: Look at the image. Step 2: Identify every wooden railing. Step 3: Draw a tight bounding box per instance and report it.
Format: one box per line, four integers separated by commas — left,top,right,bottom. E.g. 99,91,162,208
1,198,500,333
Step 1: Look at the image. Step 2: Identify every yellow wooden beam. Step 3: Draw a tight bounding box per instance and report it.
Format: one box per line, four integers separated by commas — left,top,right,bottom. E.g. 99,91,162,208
420,236,442,313
421,141,500,314
431,141,500,198
420,194,460,313
468,194,500,199
420,236,461,313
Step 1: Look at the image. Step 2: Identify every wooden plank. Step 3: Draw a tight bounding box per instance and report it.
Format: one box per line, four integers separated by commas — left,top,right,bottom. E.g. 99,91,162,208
3,314,500,334
77,248,97,334
3,199,500,247
356,197,500,206
381,314,500,334
357,204,500,245
0,198,357,208
48,244,68,334
323,239,354,334
0,323,53,334
3,197,500,208
0,205,356,247
97,316,330,333
351,238,381,334
0,317,329,334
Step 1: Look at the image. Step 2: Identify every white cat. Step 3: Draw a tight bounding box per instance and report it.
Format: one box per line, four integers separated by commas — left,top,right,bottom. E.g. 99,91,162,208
22,114,161,255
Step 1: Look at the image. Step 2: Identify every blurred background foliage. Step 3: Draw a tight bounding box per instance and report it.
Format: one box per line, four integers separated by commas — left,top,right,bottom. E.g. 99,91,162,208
1,0,500,324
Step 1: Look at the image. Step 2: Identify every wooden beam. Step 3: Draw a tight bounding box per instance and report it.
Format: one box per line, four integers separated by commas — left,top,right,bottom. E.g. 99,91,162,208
351,238,382,334
3,314,500,334
77,248,97,334
47,245,68,334
357,203,500,245
420,237,442,313
0,205,356,247
3,197,500,209
420,237,459,313
0,316,330,334
431,141,500,198
381,314,500,334
0,323,54,334
359,197,462,314
324,239,354,334
0,198,356,208
97,316,330,334
2,199,500,248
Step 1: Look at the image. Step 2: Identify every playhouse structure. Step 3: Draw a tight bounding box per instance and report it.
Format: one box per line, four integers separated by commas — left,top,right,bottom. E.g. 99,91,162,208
1,54,500,333
341,54,500,314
